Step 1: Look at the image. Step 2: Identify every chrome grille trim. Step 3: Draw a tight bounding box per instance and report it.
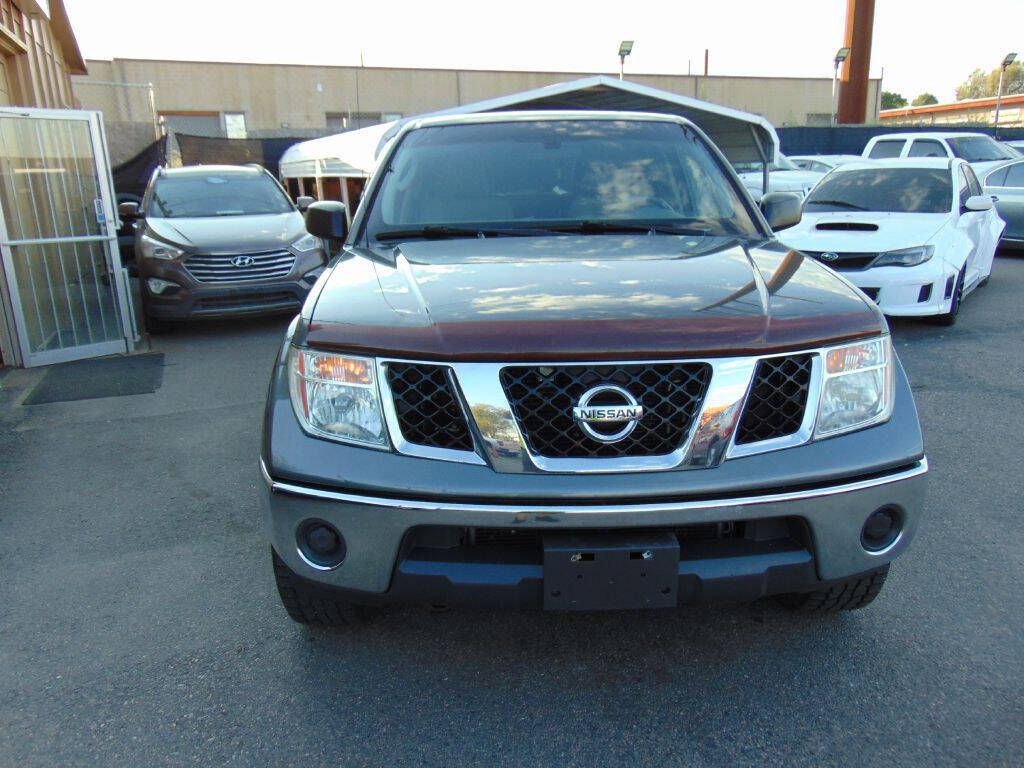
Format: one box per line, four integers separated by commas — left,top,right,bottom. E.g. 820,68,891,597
183,250,296,283
373,349,835,473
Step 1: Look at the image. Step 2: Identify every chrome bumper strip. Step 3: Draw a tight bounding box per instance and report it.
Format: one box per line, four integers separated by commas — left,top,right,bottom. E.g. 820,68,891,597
260,456,927,514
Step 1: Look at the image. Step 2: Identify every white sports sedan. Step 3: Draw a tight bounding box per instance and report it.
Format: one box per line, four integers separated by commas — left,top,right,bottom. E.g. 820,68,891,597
734,154,823,202
780,158,1004,325
788,154,862,173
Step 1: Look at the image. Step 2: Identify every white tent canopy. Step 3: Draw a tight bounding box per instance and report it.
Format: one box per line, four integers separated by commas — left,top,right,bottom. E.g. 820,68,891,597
279,121,394,179
379,76,779,167
280,76,780,190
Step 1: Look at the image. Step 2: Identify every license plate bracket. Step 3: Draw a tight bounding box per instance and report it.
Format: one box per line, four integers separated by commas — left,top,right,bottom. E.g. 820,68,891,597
543,531,679,610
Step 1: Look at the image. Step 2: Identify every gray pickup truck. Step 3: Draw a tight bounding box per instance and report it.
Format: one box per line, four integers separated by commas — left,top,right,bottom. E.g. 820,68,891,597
260,111,927,625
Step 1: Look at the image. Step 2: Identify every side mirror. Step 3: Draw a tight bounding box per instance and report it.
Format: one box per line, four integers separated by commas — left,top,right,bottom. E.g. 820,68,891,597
118,201,140,219
963,194,993,213
760,192,802,231
295,195,314,212
304,201,348,243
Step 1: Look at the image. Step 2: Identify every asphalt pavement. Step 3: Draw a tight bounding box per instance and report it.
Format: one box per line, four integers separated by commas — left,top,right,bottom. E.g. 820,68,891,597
1,254,1022,767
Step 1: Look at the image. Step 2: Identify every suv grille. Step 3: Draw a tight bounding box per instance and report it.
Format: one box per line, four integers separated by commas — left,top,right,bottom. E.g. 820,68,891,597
499,363,711,459
735,354,813,445
385,363,474,452
183,250,296,283
803,251,877,271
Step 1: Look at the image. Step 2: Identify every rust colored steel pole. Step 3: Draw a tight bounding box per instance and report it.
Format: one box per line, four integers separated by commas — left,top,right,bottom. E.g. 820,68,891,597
837,0,875,124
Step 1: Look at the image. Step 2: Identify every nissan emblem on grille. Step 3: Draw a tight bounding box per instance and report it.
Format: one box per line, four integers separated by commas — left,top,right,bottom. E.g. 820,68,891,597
571,385,644,443
231,255,255,267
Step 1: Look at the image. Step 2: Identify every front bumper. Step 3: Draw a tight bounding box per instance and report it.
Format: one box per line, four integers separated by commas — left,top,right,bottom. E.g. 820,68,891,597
262,458,927,605
139,252,322,320
844,260,956,317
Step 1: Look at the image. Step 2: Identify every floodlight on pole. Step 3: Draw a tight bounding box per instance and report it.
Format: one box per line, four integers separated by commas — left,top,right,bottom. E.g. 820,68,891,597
995,52,1018,137
831,47,851,127
618,40,634,80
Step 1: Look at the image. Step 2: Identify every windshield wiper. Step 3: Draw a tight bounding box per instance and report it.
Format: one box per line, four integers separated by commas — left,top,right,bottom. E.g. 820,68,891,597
374,225,549,241
548,221,712,236
803,199,867,211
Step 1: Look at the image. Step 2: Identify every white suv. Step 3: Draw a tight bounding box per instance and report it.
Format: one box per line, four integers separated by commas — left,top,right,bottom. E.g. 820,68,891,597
862,132,1017,178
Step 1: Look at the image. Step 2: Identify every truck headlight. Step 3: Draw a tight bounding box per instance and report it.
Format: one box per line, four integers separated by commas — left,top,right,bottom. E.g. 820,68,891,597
289,349,388,448
814,336,894,438
138,233,184,260
873,245,933,267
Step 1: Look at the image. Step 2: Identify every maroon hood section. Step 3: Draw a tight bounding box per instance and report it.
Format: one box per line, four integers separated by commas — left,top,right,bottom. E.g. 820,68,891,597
304,235,885,361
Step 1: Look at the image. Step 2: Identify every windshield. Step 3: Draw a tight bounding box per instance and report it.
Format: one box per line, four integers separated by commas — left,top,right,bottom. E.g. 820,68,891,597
148,172,293,218
947,136,1017,163
365,120,759,242
804,168,952,214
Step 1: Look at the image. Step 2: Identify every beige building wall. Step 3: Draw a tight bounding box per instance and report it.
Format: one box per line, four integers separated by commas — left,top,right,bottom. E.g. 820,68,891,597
73,58,881,140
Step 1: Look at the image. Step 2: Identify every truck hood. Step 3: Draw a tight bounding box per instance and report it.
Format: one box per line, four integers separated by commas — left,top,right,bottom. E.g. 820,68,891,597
304,234,884,361
781,211,949,254
145,211,305,253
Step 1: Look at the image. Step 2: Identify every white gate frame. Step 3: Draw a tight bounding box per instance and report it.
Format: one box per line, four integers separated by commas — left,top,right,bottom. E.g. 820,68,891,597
0,107,135,368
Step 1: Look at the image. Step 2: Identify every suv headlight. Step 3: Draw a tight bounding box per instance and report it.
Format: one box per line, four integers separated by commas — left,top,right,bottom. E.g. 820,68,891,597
291,233,322,252
873,245,933,268
814,336,894,438
289,349,388,448
138,233,184,260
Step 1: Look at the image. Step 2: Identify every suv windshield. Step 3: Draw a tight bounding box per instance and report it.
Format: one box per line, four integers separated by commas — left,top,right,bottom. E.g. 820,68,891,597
148,172,293,218
365,120,759,241
947,136,1017,163
804,168,952,214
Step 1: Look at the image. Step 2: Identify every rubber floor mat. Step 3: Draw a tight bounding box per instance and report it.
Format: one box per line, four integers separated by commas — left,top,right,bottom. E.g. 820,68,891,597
23,353,165,405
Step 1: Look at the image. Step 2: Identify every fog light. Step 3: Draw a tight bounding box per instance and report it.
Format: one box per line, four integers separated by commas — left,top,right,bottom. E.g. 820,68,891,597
297,519,346,569
146,277,179,295
861,506,902,552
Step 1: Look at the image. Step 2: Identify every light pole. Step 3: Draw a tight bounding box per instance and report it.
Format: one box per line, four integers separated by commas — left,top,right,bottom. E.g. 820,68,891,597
995,52,1017,138
618,41,634,80
831,47,851,127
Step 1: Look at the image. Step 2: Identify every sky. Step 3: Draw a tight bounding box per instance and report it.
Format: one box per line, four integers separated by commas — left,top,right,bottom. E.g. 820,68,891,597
65,0,1023,104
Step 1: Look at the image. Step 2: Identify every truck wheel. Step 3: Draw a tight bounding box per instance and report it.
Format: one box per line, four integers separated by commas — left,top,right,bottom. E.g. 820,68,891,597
776,565,889,613
271,548,366,626
933,266,965,327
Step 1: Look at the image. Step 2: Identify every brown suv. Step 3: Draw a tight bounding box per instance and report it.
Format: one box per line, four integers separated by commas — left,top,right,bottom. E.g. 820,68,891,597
120,165,325,332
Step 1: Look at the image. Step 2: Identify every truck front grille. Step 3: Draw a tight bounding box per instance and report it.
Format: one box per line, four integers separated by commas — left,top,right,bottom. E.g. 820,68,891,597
499,363,711,459
734,354,813,445
183,250,295,283
385,363,474,452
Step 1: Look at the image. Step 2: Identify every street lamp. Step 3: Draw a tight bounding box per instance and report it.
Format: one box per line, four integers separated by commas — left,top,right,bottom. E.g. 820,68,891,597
831,47,851,127
618,40,634,80
995,52,1018,138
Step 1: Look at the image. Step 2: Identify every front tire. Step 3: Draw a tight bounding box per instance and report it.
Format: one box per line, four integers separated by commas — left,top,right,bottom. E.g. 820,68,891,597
144,314,174,335
776,565,889,613
933,265,965,326
271,548,366,626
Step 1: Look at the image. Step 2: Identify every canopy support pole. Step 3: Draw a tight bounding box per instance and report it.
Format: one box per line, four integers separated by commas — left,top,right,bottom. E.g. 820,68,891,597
750,126,770,196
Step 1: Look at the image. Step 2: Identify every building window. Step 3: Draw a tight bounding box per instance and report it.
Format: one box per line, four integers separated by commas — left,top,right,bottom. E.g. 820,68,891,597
224,112,247,139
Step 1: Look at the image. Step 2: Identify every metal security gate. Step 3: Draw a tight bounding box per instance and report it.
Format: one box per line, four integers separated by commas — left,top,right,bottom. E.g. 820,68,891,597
0,109,134,367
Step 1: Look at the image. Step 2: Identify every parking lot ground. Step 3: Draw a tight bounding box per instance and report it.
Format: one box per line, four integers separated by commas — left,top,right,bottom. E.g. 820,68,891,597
1,254,1023,767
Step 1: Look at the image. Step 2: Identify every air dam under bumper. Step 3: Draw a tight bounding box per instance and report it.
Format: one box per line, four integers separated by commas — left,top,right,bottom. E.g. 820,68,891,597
261,458,927,606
